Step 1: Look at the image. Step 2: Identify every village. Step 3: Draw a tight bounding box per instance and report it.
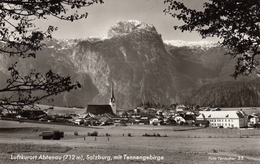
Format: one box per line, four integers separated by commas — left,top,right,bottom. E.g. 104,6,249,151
1,85,260,130
1,88,260,163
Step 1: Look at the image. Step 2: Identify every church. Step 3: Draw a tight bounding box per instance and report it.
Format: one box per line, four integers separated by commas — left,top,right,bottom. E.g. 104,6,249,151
86,84,117,115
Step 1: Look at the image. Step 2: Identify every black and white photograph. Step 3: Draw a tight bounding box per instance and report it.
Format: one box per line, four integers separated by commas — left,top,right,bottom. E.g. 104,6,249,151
0,0,260,163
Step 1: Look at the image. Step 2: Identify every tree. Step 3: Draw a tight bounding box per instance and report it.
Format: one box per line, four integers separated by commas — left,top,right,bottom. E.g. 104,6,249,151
0,0,104,112
164,0,260,78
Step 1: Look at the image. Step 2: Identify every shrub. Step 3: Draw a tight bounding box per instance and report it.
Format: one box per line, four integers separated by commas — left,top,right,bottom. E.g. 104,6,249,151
88,131,98,136
53,131,64,140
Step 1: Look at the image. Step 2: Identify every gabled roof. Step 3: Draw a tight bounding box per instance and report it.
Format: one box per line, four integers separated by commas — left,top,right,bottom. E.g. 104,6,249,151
104,113,118,118
39,132,53,137
176,108,184,112
86,105,114,115
99,117,111,123
199,111,246,119
79,113,91,119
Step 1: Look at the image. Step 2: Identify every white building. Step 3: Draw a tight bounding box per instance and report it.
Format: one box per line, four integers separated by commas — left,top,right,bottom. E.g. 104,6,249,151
149,118,161,125
249,115,259,125
173,115,186,124
197,110,247,128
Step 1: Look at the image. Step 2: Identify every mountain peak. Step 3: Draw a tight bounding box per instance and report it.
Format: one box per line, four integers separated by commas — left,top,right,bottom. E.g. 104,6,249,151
107,20,157,38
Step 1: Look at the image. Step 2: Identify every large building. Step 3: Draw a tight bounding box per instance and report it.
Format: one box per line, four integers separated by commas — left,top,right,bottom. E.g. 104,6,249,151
86,84,117,115
197,110,247,128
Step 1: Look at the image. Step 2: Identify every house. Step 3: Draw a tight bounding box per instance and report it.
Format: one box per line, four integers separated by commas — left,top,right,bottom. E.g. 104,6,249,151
20,110,46,120
39,132,54,140
182,114,195,125
39,131,64,140
140,117,149,124
175,108,184,114
84,117,99,126
156,109,163,116
74,118,84,125
197,110,247,128
248,114,259,126
194,120,210,127
149,118,161,125
172,115,186,124
99,117,114,126
176,105,186,113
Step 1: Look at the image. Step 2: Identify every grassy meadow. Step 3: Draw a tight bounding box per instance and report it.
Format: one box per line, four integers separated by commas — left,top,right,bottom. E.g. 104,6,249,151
0,119,260,164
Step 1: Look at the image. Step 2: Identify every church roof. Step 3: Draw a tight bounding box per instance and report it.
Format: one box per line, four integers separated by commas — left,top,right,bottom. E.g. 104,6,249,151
86,105,115,115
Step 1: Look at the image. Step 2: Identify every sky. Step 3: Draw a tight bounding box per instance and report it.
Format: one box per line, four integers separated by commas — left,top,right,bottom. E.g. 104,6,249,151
36,0,217,42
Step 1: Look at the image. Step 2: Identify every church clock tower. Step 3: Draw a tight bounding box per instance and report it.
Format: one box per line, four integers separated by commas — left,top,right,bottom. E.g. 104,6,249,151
109,83,116,114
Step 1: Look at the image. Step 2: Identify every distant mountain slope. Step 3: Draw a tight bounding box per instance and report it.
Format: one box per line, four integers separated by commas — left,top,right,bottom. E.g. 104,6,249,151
181,79,260,107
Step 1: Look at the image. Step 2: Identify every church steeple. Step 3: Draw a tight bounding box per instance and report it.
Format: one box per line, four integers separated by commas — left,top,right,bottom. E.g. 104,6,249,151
110,83,115,103
109,82,116,114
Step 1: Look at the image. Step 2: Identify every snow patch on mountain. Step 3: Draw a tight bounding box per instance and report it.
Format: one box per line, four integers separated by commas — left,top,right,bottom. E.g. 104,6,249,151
164,40,218,50
86,36,108,42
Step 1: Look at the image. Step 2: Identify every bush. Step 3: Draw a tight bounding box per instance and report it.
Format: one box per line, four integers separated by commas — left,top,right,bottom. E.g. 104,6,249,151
53,131,64,140
142,133,165,137
88,131,98,136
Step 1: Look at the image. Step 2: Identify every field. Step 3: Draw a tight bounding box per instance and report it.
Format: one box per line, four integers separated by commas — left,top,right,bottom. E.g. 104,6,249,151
0,120,260,164
36,104,86,115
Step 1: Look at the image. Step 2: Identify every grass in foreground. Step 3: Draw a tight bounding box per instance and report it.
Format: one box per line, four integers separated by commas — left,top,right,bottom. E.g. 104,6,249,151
0,143,71,153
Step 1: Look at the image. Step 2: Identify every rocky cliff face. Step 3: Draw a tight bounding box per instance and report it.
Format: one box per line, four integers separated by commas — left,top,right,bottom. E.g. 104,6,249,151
70,20,183,108
0,20,259,108
107,20,157,38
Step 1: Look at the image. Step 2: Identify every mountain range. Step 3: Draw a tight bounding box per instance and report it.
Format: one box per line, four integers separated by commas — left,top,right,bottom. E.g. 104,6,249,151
0,20,259,109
